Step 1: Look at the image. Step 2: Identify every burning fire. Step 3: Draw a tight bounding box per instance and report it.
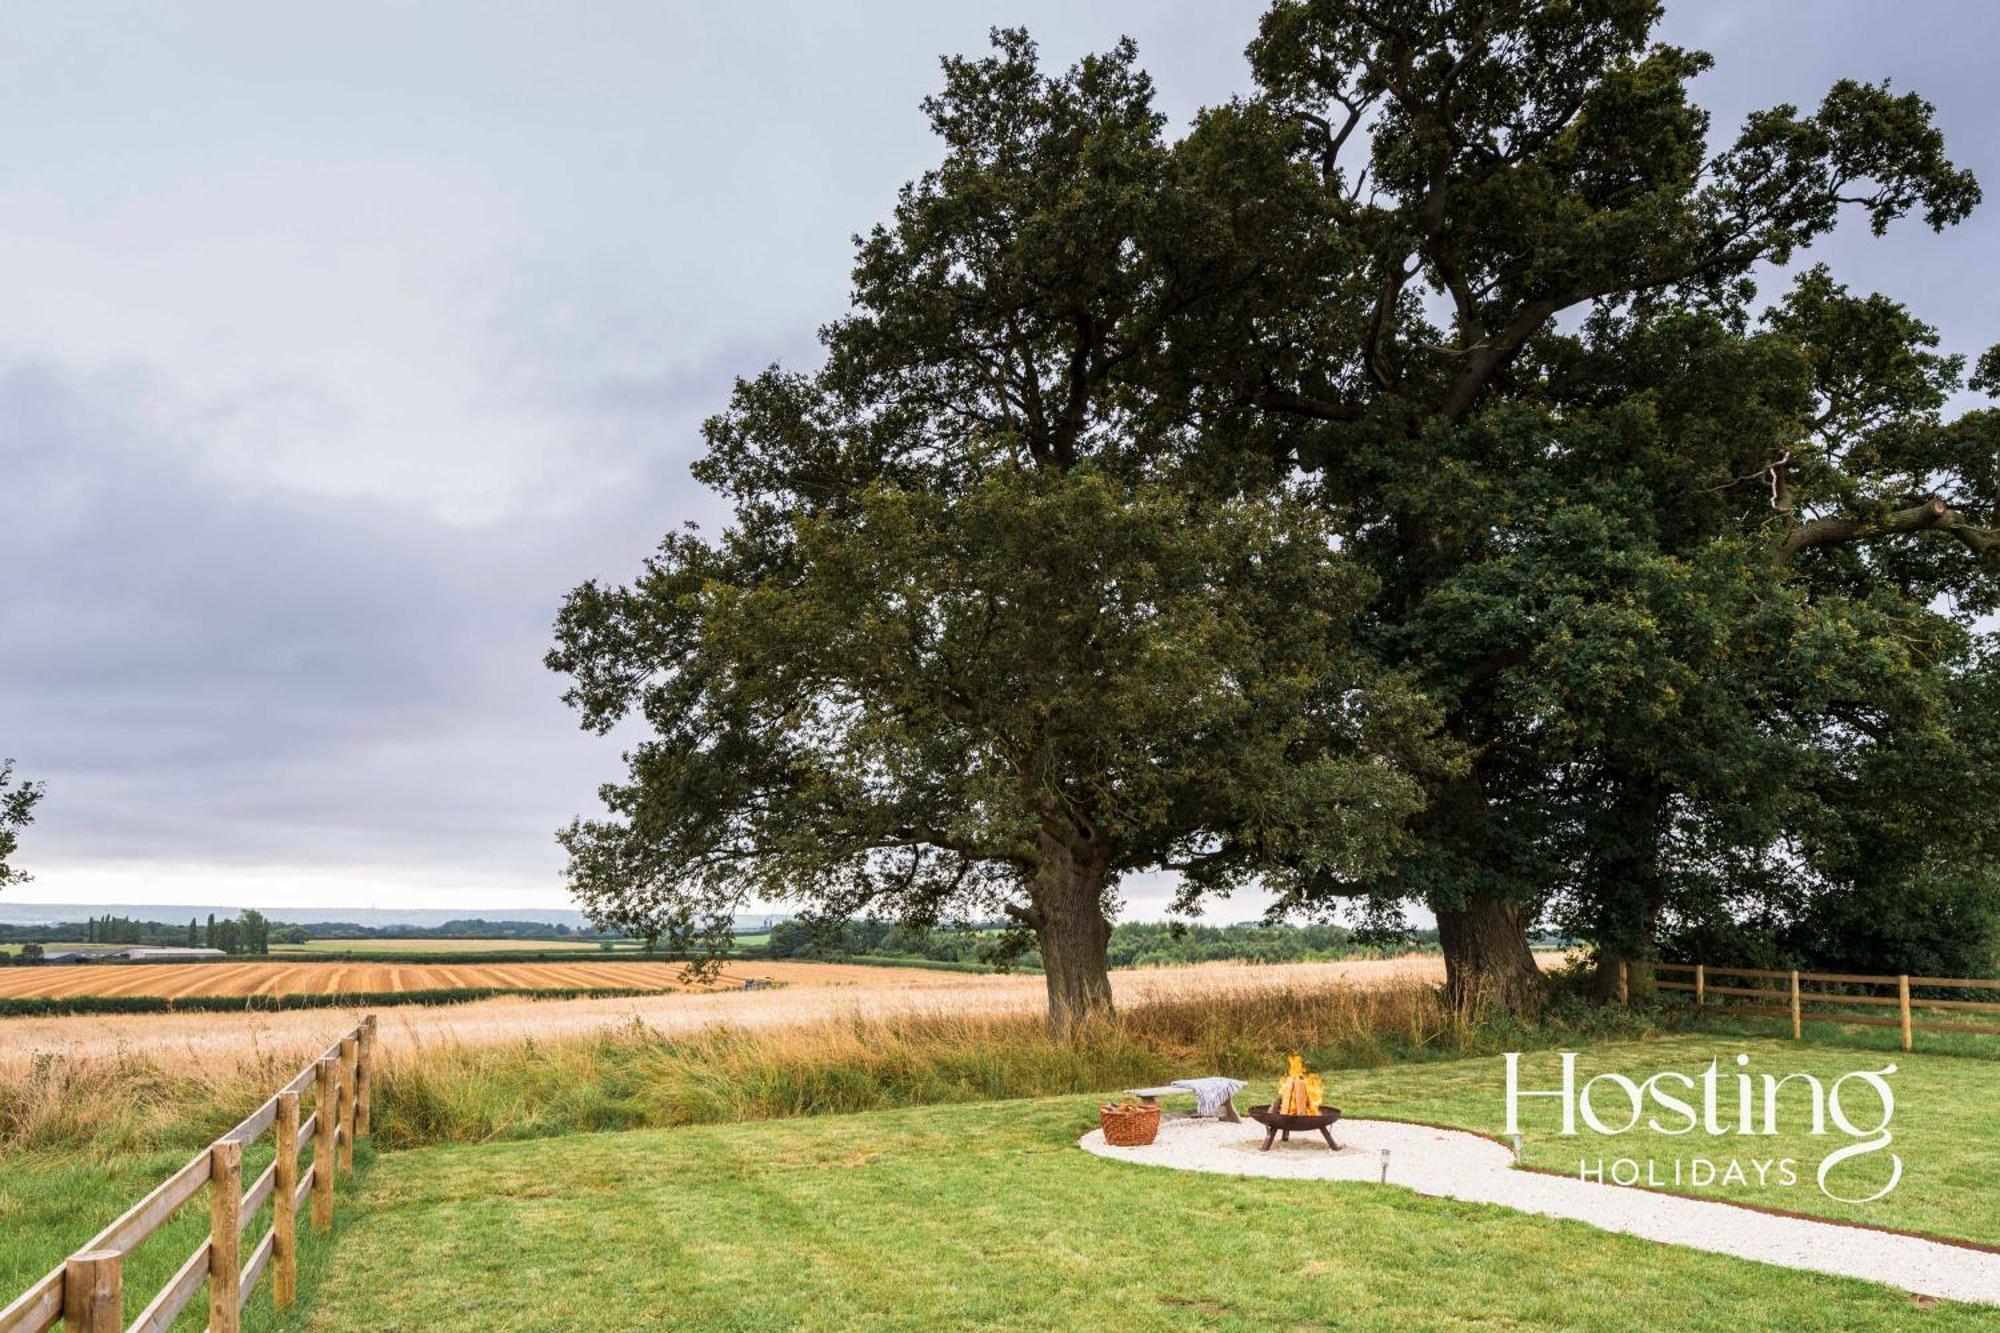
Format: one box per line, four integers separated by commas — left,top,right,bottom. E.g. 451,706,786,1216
1276,1053,1324,1115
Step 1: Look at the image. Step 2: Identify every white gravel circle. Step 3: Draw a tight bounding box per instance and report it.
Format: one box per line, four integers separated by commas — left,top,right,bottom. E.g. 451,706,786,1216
1080,1115,2000,1308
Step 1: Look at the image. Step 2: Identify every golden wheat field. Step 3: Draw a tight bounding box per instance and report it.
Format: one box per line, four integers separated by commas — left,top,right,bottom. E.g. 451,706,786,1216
0,957,1532,1159
0,957,953,1000
0,954,1547,1078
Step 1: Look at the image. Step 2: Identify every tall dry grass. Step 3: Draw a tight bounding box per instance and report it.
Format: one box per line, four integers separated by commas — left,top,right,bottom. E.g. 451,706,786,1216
0,1043,317,1159
0,977,1643,1160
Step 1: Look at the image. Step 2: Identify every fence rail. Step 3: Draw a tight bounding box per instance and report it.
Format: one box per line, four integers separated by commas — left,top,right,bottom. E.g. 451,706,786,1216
0,1014,377,1333
1645,962,2000,1049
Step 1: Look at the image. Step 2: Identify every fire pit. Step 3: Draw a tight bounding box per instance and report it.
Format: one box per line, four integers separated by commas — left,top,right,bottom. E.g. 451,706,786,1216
1247,1103,1343,1152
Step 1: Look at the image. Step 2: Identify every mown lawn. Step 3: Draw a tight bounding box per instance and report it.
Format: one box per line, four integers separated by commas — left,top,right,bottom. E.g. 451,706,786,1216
298,1094,1983,1331
1327,1034,2000,1245
7,1028,1992,1329
0,1144,368,1330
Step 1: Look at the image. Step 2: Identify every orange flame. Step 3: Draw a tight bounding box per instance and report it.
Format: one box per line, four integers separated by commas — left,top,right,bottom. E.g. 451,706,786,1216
1277,1052,1324,1115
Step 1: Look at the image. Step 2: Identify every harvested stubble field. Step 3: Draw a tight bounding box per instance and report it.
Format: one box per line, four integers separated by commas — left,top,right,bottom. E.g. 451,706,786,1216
0,956,915,1001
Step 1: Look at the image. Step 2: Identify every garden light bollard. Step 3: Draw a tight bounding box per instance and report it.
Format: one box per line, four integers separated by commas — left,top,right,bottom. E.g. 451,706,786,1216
1378,1149,1391,1183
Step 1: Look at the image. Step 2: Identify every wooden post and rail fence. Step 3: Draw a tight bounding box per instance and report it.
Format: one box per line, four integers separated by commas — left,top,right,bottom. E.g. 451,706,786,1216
1638,961,2000,1051
0,1015,378,1333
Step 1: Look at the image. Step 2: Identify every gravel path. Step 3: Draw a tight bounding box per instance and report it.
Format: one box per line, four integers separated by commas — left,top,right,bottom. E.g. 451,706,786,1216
1080,1116,2000,1308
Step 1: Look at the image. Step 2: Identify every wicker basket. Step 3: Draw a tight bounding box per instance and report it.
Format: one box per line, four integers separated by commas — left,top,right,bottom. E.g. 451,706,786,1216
1099,1101,1161,1147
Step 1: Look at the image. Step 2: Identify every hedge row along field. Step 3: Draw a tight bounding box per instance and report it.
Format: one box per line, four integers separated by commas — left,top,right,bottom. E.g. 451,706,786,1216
0,958,950,1002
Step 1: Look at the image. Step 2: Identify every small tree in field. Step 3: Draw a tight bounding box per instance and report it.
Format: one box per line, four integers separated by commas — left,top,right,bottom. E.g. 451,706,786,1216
550,35,1446,1031
0,760,42,890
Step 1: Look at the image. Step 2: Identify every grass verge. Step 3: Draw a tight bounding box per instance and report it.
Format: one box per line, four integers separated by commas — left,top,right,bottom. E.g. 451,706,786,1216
301,1096,1983,1331
0,1145,371,1330
1319,1035,1999,1246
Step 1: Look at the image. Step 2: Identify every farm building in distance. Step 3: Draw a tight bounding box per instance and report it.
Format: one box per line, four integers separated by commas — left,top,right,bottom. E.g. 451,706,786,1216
39,946,228,964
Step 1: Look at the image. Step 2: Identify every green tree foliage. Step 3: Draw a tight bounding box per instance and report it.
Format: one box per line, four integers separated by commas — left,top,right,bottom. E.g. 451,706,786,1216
556,2,1993,1016
550,33,1447,1030
0,760,42,890
1165,0,1987,1006
766,916,1378,969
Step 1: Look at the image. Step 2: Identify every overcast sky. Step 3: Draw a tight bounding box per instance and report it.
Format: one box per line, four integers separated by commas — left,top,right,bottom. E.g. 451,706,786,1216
4,2,1996,919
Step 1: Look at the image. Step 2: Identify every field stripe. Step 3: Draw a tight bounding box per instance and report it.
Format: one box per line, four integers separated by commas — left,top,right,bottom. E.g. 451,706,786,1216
0,952,915,1003
0,969,85,998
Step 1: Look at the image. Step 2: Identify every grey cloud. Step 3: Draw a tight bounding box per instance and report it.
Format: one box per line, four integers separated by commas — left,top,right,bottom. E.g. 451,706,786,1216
2,0,1994,920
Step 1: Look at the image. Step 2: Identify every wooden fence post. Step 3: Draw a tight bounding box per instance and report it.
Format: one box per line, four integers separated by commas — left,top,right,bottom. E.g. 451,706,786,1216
357,1014,376,1140
1616,958,1629,1006
209,1139,243,1333
62,1250,121,1333
1899,975,1913,1052
1695,964,1705,1008
274,1090,300,1309
338,1035,359,1170
1790,969,1801,1041
313,1055,337,1231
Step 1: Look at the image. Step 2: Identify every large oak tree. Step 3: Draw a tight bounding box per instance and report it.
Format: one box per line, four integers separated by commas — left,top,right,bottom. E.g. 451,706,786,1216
556,1,1996,1020
1184,0,1988,1006
549,34,1446,1030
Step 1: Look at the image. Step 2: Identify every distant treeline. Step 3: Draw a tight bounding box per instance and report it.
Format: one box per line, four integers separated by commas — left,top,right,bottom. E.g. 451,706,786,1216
760,918,1449,970
288,917,614,940
0,914,620,948
3,909,284,956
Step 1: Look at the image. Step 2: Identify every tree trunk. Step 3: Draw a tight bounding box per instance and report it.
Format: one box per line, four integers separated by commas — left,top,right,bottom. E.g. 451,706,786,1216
1029,825,1114,1034
1592,954,1657,1002
1437,893,1544,1013
1586,766,1668,1002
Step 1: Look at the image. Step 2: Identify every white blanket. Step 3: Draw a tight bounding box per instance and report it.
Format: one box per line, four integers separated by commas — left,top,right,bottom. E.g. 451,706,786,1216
1170,1076,1245,1117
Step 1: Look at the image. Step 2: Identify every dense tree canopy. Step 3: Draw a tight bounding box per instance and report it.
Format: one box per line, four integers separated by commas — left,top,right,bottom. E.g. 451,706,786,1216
1171,0,1992,1003
550,34,1447,1029
556,0,1998,1020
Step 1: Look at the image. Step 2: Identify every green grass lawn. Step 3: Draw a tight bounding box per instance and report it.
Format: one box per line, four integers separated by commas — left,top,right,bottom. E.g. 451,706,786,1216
8,1022,1992,1329
296,1095,1980,1331
0,1145,369,1330
1317,1034,1999,1245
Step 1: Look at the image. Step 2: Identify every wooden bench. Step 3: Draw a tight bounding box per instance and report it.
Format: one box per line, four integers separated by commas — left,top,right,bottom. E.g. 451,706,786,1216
1125,1084,1241,1122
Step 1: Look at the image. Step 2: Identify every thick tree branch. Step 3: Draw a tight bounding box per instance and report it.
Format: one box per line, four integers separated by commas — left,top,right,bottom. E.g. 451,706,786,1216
1002,900,1045,931
1243,385,1365,422
1775,496,2000,563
